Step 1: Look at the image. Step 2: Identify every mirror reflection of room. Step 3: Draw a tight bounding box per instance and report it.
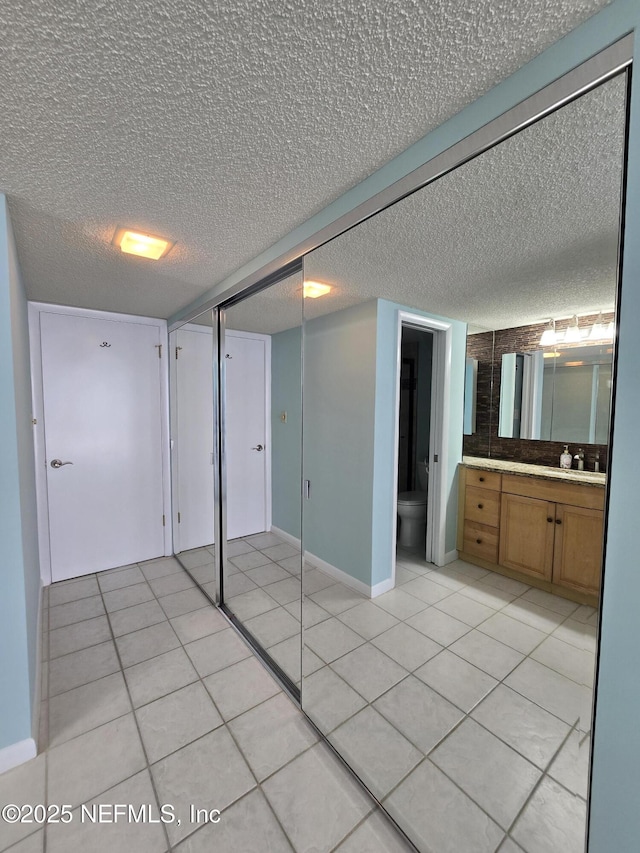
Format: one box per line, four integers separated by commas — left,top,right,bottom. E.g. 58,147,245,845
220,274,304,690
299,69,626,853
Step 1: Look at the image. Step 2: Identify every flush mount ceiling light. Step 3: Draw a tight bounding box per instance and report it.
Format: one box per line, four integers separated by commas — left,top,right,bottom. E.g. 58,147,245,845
303,280,332,299
113,228,174,260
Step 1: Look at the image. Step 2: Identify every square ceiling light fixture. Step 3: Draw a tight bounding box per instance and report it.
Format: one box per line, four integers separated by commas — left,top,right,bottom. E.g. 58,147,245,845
113,228,174,260
303,280,332,298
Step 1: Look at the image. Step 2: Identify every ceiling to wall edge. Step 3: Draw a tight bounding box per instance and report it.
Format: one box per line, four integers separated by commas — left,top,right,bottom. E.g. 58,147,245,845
168,26,634,332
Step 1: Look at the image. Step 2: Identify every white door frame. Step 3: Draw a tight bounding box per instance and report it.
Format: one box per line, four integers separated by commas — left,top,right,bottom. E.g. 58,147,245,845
169,321,214,555
224,328,273,535
28,302,172,586
393,310,453,569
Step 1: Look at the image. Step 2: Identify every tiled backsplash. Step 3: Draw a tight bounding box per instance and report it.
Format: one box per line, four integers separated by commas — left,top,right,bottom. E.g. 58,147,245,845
463,314,612,473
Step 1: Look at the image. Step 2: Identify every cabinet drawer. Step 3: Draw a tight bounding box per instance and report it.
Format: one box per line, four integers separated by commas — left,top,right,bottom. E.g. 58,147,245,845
465,468,502,491
465,486,501,527
463,520,499,563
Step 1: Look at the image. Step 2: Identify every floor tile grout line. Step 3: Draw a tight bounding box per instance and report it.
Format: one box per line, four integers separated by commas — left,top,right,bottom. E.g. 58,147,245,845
159,546,593,849
502,719,583,845
95,577,176,853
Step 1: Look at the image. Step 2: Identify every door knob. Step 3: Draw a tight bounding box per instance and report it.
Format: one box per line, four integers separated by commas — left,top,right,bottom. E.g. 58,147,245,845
251,444,264,452
51,459,73,468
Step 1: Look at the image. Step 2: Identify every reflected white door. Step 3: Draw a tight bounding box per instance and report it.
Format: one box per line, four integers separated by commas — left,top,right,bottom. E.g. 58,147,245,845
40,311,166,581
225,331,269,540
174,326,214,551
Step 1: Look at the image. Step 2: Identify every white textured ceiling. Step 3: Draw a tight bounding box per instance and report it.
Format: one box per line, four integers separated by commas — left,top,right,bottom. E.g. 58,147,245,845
221,73,626,335
0,0,613,320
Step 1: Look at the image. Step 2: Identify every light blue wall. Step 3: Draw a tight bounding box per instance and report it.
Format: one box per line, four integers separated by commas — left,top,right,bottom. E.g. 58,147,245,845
170,3,640,847
303,301,377,585
0,194,40,751
271,326,302,539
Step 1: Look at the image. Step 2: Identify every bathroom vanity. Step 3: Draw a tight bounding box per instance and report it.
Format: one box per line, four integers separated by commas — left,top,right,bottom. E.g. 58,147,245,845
458,457,605,605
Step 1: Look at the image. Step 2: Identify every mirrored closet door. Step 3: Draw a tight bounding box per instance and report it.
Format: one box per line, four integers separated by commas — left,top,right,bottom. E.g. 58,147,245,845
300,68,627,852
219,272,304,692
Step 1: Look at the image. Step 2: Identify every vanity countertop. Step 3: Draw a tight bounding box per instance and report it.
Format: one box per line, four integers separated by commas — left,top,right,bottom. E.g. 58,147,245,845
462,455,606,486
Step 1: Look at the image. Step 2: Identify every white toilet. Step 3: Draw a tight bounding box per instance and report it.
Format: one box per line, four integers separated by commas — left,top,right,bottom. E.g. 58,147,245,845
397,460,429,549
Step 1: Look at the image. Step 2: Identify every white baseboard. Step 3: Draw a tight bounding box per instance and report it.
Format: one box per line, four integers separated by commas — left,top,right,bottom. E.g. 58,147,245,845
371,577,395,598
270,526,387,598
31,583,44,746
305,551,372,597
443,549,459,566
0,738,37,775
270,525,301,549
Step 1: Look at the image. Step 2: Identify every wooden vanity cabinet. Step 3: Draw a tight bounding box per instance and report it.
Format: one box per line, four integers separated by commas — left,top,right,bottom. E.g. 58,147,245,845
553,503,604,593
499,493,555,581
459,466,605,601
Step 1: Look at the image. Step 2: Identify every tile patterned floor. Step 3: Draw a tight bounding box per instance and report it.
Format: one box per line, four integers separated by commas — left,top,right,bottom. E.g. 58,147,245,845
0,556,411,853
0,540,597,852
198,534,596,852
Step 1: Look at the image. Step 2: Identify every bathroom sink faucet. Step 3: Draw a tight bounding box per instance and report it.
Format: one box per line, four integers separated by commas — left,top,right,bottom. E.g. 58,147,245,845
574,448,585,471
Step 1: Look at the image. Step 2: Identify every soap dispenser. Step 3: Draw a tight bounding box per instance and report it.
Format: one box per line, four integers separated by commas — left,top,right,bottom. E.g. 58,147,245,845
560,445,572,469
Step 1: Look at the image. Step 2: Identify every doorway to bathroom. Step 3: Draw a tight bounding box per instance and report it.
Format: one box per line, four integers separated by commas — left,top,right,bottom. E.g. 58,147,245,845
394,313,451,570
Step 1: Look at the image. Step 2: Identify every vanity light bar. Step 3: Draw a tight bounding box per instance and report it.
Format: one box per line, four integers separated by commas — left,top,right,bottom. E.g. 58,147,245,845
539,313,614,346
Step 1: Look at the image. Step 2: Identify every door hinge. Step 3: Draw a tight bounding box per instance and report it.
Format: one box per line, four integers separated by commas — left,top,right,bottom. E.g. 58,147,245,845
175,346,182,359
155,344,162,359
177,512,181,524
303,480,311,500
433,454,439,463
162,514,166,526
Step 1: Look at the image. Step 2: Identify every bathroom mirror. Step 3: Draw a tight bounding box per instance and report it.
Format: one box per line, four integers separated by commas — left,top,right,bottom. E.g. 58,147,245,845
298,70,626,852
496,314,614,445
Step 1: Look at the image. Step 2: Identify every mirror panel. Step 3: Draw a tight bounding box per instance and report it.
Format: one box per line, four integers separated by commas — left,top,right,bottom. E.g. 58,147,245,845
169,311,217,589
299,71,626,852
221,273,303,689
496,313,615,446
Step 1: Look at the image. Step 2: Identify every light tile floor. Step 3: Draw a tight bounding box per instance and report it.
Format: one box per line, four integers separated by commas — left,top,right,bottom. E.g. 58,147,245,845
193,534,597,853
0,556,411,853
0,541,597,853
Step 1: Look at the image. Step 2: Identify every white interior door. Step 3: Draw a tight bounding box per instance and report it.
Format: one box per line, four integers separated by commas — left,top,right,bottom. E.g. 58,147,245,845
174,325,215,552
225,331,269,540
40,311,166,581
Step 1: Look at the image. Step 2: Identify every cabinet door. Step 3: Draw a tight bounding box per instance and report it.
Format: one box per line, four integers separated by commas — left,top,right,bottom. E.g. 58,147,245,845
499,493,555,580
553,504,604,594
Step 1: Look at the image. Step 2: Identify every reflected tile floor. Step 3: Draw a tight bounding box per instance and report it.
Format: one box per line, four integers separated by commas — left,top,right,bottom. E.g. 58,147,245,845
301,547,596,853
181,535,596,852
0,556,412,853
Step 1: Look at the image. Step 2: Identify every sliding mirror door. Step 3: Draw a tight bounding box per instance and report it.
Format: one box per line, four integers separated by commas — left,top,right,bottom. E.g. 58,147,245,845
220,272,304,692
170,311,217,590
301,69,627,852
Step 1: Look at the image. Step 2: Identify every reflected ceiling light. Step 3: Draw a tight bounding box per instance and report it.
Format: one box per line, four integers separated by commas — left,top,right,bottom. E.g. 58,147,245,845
539,319,557,347
564,315,582,343
303,280,332,298
588,311,615,342
588,311,606,341
113,228,174,260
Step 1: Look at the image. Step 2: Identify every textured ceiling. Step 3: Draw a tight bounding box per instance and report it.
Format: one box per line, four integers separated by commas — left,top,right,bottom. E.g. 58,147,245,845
219,73,626,335
0,0,613,320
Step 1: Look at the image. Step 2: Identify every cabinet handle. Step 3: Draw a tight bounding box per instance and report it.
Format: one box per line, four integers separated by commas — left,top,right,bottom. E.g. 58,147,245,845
479,476,485,482
476,538,482,544
477,503,483,509
555,519,562,525
547,517,553,523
